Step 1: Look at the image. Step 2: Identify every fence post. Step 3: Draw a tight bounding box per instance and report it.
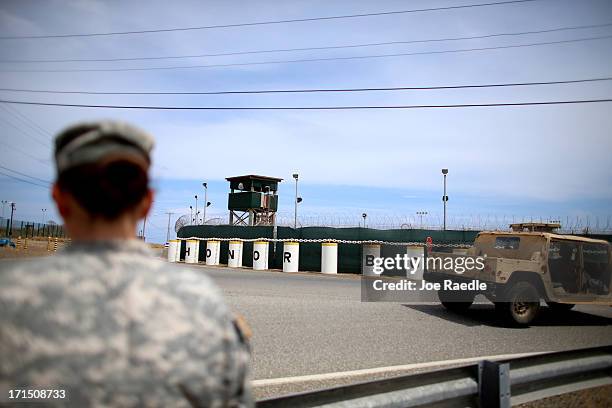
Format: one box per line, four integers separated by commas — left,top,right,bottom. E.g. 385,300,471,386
53,237,58,252
479,360,511,408
16,236,21,251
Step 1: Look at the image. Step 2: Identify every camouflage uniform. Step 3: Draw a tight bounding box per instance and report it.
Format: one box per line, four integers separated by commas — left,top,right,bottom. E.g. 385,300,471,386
0,240,252,407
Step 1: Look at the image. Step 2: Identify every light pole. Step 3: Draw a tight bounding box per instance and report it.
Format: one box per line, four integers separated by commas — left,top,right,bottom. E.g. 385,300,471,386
189,205,193,225
417,211,428,229
41,208,47,224
1,200,7,218
362,213,367,228
194,195,198,225
292,173,299,228
442,169,449,231
202,182,208,225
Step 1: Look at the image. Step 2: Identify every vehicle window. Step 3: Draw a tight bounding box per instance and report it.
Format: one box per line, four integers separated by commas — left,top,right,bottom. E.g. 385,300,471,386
494,236,520,249
582,243,610,295
548,240,581,294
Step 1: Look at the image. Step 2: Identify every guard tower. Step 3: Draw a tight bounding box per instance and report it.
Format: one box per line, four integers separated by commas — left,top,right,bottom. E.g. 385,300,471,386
226,175,282,226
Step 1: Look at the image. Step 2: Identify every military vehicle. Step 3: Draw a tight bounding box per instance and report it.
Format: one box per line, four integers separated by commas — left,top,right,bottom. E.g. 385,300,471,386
424,223,612,326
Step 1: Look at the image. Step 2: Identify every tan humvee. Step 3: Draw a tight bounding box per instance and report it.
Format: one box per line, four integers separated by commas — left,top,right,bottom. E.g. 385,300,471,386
424,223,612,326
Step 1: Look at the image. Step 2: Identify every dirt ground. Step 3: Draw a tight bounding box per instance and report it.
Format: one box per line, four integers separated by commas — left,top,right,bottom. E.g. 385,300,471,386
0,237,165,259
0,237,69,258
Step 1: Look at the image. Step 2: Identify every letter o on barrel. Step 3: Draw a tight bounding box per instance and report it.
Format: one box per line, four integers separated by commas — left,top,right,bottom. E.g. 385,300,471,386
283,241,300,272
253,241,269,270
206,240,220,266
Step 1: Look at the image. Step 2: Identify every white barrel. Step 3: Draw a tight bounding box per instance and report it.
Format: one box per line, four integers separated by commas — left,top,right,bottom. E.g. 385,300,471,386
185,240,200,264
362,244,381,276
206,240,220,265
283,242,300,272
321,242,338,274
228,240,243,268
167,240,179,262
406,245,425,279
253,241,268,270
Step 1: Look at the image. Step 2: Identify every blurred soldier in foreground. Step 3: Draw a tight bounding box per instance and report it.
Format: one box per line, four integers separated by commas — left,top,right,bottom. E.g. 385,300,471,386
0,121,252,407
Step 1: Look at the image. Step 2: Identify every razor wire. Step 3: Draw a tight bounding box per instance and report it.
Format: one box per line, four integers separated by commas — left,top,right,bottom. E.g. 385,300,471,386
177,236,473,248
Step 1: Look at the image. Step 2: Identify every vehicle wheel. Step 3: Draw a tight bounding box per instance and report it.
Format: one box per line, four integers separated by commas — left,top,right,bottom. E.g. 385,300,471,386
496,281,541,326
439,289,474,312
547,302,575,312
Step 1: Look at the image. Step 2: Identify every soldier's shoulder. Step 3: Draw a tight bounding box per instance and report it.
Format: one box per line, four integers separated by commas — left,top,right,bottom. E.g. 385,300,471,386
0,254,74,282
141,261,228,311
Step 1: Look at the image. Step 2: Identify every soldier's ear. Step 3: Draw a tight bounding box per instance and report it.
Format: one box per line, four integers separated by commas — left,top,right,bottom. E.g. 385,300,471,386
137,188,154,220
52,183,71,219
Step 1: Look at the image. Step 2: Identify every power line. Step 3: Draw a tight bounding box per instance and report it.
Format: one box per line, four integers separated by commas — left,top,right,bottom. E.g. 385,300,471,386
0,76,610,96
1,104,53,137
0,0,539,40
2,22,609,64
1,98,610,110
0,169,49,188
5,34,610,73
0,140,51,166
0,113,51,147
0,164,51,184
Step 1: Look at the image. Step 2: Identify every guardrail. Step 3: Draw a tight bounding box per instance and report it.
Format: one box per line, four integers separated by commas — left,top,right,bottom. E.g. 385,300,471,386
257,345,612,408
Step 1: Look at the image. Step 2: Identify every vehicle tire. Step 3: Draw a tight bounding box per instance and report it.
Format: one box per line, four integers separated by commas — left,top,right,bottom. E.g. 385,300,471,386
495,281,541,326
439,289,474,312
547,302,575,312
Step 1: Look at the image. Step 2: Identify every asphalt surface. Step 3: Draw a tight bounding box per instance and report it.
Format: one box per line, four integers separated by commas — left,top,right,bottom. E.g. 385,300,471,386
192,265,612,398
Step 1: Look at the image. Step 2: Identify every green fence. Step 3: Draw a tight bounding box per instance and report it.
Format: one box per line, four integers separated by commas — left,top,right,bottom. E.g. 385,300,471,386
0,218,66,238
177,225,479,273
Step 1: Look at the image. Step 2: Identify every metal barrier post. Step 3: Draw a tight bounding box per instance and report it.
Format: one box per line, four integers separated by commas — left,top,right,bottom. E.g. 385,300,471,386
16,236,21,250
47,237,52,251
53,237,58,251
479,360,510,408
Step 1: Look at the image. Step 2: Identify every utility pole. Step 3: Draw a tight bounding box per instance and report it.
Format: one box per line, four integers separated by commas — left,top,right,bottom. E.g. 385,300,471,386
41,208,47,224
1,200,7,218
9,202,15,236
165,212,174,243
442,169,449,231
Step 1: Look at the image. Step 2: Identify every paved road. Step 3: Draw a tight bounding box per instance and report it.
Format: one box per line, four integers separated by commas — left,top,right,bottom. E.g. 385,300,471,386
192,265,612,397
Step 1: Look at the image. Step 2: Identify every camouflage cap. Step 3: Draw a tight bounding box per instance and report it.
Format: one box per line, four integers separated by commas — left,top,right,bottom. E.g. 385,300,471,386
54,121,154,174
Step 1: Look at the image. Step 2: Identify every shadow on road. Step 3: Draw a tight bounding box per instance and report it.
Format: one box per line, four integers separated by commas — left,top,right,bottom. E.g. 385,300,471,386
403,304,612,328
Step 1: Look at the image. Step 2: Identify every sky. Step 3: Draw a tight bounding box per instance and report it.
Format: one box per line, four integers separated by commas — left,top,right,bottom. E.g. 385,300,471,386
0,0,611,243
